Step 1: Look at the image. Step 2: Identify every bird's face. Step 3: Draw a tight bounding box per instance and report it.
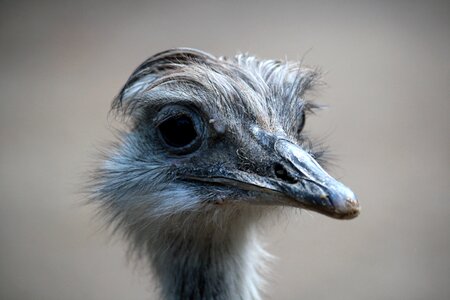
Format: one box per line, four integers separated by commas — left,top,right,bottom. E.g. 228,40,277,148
96,49,360,222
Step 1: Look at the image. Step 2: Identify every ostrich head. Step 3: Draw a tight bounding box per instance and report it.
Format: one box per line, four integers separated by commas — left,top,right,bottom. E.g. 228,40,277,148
92,48,360,299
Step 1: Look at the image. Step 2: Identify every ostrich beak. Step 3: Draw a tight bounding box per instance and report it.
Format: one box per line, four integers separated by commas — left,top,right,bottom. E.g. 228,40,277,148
180,129,360,220
272,139,360,219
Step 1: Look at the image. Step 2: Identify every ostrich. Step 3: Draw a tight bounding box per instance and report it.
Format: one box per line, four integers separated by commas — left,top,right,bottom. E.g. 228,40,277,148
91,48,360,300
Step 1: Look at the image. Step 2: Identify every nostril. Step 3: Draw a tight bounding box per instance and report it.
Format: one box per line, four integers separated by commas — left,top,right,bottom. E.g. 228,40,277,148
273,163,298,184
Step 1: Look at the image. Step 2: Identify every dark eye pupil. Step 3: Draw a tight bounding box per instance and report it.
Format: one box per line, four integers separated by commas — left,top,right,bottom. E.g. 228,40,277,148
159,115,197,148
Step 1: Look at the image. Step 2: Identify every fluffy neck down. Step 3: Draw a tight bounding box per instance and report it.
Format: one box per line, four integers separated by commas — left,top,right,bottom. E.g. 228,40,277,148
130,206,271,300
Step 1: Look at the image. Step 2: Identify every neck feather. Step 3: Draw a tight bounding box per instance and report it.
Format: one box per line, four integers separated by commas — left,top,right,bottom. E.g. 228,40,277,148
131,206,271,300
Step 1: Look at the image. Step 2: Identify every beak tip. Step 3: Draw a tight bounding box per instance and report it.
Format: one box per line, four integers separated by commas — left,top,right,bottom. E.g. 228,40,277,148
326,186,360,219
335,194,360,219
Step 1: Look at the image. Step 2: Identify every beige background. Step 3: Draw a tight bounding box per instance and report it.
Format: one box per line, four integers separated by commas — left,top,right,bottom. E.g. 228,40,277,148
1,1,449,299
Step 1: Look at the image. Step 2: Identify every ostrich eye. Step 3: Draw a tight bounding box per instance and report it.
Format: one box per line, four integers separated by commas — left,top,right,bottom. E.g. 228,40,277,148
159,115,197,148
297,111,306,135
156,108,204,154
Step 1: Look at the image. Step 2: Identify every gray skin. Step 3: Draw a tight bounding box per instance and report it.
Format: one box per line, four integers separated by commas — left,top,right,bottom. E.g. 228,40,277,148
91,48,360,300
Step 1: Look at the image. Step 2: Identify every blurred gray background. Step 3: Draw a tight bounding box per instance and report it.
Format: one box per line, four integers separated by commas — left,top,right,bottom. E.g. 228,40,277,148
1,0,449,299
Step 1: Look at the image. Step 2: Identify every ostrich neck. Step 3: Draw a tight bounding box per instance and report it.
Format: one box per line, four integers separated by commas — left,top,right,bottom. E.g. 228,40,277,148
147,211,267,300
